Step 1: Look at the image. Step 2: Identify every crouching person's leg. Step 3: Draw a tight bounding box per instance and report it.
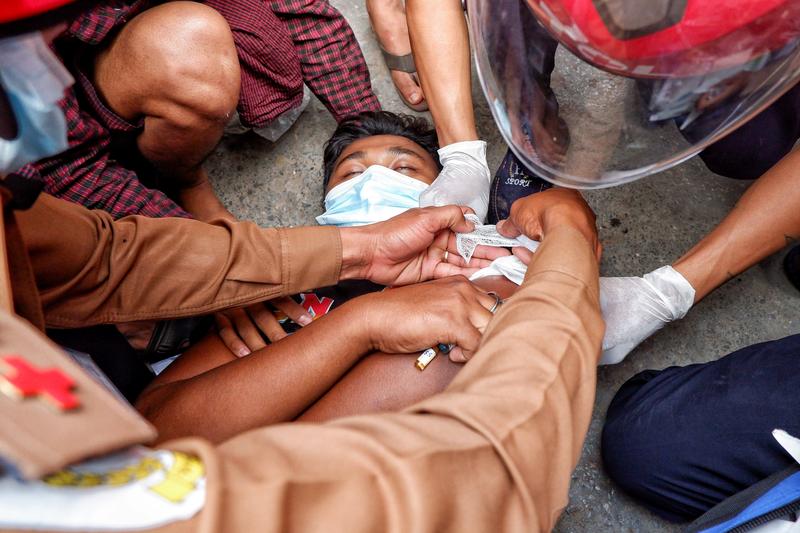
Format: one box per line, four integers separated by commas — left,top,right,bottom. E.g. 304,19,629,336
602,334,800,522
93,1,241,221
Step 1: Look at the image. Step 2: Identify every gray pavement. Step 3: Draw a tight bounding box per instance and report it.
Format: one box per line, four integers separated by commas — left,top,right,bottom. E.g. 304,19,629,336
205,2,800,531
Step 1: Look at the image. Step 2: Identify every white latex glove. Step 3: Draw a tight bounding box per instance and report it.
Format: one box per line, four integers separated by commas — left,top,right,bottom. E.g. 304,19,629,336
599,266,695,365
419,140,491,221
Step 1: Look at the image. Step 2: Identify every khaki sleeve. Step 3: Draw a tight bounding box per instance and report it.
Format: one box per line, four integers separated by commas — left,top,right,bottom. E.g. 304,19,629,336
159,224,604,533
18,194,342,328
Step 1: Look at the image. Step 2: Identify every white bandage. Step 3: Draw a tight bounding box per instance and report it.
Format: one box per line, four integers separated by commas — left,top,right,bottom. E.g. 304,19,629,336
457,214,539,264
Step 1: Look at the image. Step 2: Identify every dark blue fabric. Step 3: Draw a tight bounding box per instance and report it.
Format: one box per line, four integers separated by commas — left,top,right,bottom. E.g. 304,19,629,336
487,149,552,224
601,335,800,523
683,82,800,180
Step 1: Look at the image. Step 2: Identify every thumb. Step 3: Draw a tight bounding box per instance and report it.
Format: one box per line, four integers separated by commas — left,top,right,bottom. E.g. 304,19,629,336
496,219,522,238
422,205,476,234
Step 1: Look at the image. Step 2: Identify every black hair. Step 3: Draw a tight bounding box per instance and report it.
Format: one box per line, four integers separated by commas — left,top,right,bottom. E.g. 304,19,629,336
322,111,441,189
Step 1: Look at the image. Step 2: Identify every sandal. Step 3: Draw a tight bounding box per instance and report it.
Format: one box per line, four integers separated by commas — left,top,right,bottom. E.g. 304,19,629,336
380,46,429,112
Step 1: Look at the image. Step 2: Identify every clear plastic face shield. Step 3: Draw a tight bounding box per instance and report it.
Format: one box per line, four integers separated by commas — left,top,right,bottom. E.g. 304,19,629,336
467,0,800,188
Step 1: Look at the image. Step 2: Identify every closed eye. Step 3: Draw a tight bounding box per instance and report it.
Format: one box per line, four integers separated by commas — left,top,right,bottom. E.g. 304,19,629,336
394,165,416,175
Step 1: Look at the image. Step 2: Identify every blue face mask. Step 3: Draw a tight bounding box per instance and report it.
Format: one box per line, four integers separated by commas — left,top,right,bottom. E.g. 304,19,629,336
0,32,73,174
316,165,430,227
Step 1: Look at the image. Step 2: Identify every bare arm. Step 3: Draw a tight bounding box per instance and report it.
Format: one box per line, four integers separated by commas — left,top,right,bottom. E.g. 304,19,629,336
407,0,477,145
674,147,800,302
137,300,372,443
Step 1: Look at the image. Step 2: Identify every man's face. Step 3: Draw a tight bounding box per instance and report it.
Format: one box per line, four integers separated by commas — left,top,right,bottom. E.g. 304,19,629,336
326,134,439,193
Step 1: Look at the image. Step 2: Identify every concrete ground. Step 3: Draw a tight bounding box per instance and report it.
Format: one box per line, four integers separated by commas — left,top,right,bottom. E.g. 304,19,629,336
205,2,800,531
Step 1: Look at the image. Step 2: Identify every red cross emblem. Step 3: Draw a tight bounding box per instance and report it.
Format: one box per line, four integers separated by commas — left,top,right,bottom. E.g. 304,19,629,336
299,293,334,320
0,355,80,411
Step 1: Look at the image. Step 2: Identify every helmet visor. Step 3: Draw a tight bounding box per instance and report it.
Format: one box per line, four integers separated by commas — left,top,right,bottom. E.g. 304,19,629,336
468,0,800,188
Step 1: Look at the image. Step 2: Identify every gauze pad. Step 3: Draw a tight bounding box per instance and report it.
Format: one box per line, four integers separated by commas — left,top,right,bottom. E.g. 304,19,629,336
456,214,539,263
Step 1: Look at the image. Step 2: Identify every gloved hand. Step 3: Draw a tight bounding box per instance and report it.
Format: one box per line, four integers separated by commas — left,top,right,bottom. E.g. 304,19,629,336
419,140,491,221
599,265,695,365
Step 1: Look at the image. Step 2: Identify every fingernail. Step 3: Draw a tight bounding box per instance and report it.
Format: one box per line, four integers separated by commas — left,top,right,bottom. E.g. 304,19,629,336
297,314,313,326
238,347,251,357
410,92,420,103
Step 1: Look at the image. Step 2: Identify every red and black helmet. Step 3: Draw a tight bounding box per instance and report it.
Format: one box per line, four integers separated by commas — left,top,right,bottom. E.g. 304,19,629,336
467,0,800,188
526,0,800,77
0,0,85,36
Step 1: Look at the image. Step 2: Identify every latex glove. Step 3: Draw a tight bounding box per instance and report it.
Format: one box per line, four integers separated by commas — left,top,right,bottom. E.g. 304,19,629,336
419,140,491,221
599,266,695,365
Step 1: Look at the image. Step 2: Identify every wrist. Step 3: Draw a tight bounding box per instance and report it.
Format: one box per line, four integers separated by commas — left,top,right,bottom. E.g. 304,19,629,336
671,257,707,304
339,226,373,281
644,265,696,318
541,207,592,240
436,126,479,148
338,296,379,354
540,207,571,230
438,140,489,170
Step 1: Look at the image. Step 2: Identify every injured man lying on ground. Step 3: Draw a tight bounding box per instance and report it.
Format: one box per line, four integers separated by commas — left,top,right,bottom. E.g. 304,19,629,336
135,111,527,443
134,111,628,443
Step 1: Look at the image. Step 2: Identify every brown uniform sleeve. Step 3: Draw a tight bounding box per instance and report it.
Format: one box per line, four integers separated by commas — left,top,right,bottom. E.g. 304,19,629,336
157,224,604,533
17,194,342,328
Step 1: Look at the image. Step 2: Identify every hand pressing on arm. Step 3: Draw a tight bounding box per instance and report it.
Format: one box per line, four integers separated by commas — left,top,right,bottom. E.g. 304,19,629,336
136,277,495,444
363,276,496,362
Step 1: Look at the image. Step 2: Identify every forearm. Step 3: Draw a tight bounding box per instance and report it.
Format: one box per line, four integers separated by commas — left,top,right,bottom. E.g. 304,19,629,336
673,147,800,302
20,194,342,327
407,0,477,145
138,301,371,443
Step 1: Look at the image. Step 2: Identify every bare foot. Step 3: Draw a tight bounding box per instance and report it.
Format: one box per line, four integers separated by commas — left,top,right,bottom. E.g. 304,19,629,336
366,0,427,111
177,168,235,222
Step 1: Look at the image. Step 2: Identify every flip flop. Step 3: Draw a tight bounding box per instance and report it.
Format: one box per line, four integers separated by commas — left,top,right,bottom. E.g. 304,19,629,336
380,46,429,112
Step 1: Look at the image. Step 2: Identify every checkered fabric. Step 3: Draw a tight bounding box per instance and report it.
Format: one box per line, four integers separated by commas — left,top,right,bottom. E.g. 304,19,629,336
12,0,380,219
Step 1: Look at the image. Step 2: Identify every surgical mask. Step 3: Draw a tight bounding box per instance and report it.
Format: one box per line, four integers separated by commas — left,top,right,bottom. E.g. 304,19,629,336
316,165,429,227
0,32,73,174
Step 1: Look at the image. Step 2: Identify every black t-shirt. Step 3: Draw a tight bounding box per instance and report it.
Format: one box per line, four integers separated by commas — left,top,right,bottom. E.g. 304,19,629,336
278,279,385,334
